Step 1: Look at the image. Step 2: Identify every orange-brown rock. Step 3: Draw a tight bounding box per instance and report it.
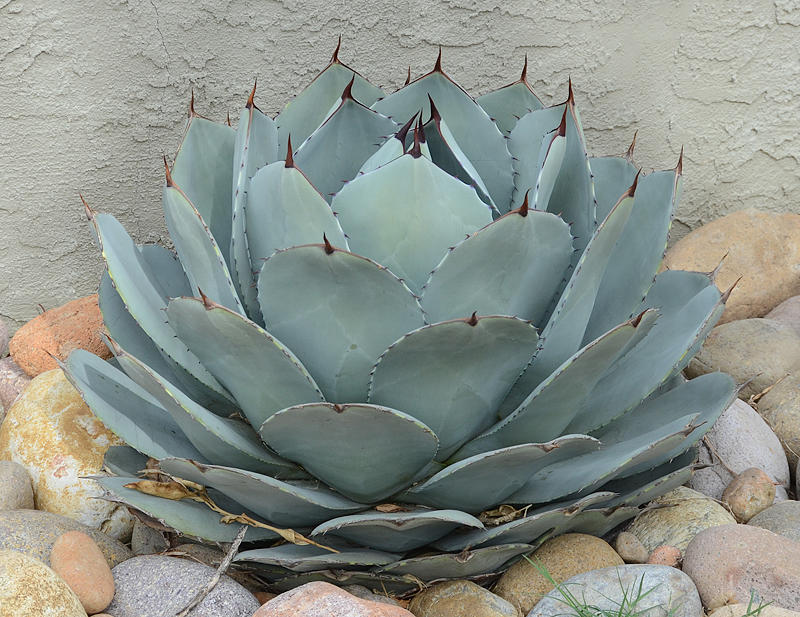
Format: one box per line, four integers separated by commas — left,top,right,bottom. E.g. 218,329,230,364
8,295,111,377
50,531,114,614
254,582,413,616
646,545,681,567
663,209,800,324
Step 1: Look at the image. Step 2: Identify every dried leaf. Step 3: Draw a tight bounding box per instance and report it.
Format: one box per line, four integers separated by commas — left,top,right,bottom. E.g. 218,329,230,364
375,503,412,513
124,480,194,501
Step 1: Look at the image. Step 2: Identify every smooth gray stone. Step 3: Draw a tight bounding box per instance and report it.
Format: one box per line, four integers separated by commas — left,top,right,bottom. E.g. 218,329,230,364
748,501,800,542
0,462,33,511
107,555,259,617
130,518,169,555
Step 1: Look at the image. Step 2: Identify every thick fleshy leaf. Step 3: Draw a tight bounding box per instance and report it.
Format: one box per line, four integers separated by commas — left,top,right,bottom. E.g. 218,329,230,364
369,316,540,460
332,153,492,293
257,245,425,402
166,297,323,429
477,73,544,135
231,103,280,319
505,183,637,407
261,403,438,503
598,449,697,508
162,182,244,314
171,115,236,268
372,69,514,211
421,209,572,325
90,213,230,403
294,96,397,200
98,476,277,543
103,446,149,477
357,115,420,175
583,168,681,342
113,347,296,476
507,413,700,504
235,544,400,573
590,155,639,223
276,57,384,159
246,162,347,273
160,459,363,527
402,444,577,513
569,505,641,538
432,492,616,551
63,350,205,462
457,313,658,458
312,509,483,553
378,543,532,580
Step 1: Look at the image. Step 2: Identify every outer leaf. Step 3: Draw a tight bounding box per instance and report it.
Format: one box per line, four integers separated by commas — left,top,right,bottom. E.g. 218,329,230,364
62,350,204,462
245,162,348,270
590,155,639,223
357,115,420,175
260,403,438,503
235,544,400,573
378,544,532,580
583,168,681,342
294,95,397,200
257,245,425,402
163,182,244,314
477,74,544,135
103,446,149,477
372,70,514,211
598,449,696,508
421,209,572,325
231,103,280,319
276,57,384,158
172,115,236,269
159,459,363,527
332,154,493,293
166,297,324,429
312,510,483,553
369,316,539,460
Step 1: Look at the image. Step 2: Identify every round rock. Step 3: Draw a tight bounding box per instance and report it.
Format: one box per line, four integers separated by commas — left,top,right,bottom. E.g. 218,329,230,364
614,531,649,564
663,209,800,324
710,604,800,617
766,295,800,337
689,398,790,501
529,564,702,617
50,531,114,614
410,580,520,617
683,524,800,610
0,357,30,417
721,467,775,522
0,368,134,540
0,548,86,616
757,371,800,472
626,486,735,553
748,501,800,542
685,318,800,401
647,545,681,567
130,518,168,555
493,533,623,614
106,555,259,617
0,509,131,567
254,582,413,616
0,461,34,510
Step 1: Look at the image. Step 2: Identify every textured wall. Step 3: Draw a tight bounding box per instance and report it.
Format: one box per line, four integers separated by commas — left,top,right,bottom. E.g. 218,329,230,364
1,0,799,332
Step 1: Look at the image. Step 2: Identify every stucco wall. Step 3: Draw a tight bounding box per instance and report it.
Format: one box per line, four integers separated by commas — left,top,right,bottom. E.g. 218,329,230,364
1,0,799,332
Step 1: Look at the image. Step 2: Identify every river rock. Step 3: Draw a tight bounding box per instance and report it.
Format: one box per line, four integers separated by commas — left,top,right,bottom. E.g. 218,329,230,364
710,604,800,617
748,501,800,542
689,398,790,501
721,468,775,522
757,371,800,472
686,318,800,400
0,548,87,616
683,524,800,610
626,486,735,553
343,586,402,607
107,555,259,617
0,368,133,540
254,581,413,616
663,209,800,324
529,564,702,617
8,295,111,377
0,509,131,567
409,580,520,617
130,518,168,555
50,531,115,614
614,531,649,564
0,357,31,417
766,296,800,337
0,461,33,510
493,533,623,614
647,545,681,567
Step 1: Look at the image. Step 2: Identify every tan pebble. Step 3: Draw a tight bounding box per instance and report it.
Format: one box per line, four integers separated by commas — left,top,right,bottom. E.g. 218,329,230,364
614,531,649,564
647,545,681,567
255,591,277,604
50,530,115,614
722,467,776,522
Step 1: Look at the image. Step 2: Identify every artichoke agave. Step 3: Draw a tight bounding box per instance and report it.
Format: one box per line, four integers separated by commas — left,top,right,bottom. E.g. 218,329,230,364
65,43,737,593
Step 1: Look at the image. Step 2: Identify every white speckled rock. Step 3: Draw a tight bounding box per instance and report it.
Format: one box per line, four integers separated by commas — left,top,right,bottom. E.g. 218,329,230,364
0,357,31,417
0,369,134,540
689,398,790,501
107,555,259,617
0,548,87,616
0,461,34,510
529,565,702,617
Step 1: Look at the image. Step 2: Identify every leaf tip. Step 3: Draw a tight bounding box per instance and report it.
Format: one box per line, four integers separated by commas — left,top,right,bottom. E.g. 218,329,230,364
323,233,335,254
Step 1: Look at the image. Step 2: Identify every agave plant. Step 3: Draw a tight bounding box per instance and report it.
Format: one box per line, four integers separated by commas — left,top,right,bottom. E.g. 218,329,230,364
64,42,736,593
